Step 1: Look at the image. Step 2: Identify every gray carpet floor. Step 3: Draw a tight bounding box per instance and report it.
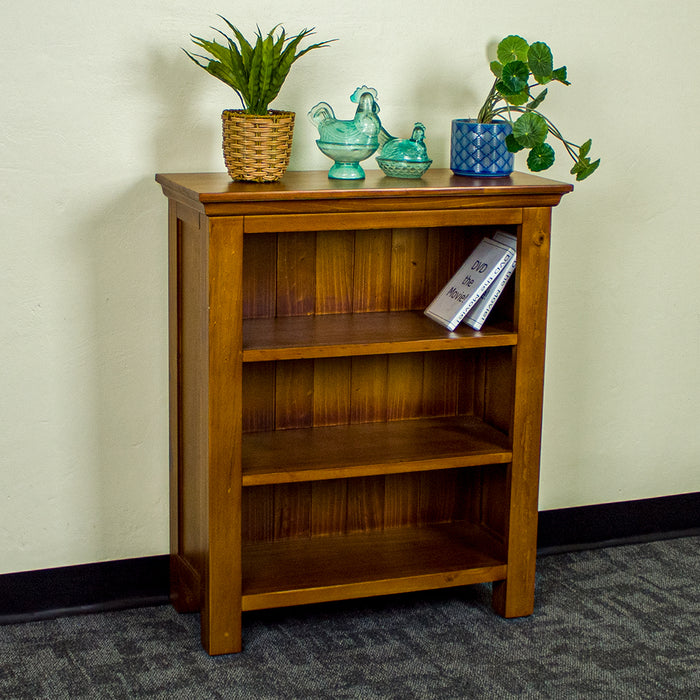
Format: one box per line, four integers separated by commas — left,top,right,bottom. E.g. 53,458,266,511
1,536,698,699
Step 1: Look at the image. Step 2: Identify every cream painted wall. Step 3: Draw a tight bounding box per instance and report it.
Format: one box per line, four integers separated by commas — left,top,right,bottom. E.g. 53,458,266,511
1,1,698,575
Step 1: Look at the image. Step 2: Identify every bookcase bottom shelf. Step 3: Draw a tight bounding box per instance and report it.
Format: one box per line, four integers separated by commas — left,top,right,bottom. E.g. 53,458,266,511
241,522,507,611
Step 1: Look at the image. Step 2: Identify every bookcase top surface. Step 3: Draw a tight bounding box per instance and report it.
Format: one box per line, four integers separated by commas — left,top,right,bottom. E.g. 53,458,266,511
156,169,573,208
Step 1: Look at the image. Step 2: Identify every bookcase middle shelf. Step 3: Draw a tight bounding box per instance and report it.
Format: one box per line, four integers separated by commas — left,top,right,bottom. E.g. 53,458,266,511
242,310,517,362
242,416,512,486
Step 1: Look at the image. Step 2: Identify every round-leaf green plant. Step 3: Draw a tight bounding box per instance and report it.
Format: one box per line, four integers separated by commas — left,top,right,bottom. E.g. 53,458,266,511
477,35,600,180
185,17,336,115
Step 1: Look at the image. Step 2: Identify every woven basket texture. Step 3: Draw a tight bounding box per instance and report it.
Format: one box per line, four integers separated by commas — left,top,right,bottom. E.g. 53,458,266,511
222,110,295,182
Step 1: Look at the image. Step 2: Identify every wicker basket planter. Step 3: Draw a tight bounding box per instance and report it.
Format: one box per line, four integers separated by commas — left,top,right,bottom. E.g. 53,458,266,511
222,110,295,183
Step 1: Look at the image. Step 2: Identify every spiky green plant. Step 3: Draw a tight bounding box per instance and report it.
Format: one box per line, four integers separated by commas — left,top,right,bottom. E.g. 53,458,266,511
477,35,600,181
185,18,336,115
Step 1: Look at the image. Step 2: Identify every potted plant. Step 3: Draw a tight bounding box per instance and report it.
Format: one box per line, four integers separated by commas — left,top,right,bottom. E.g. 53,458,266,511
185,17,335,182
451,35,600,180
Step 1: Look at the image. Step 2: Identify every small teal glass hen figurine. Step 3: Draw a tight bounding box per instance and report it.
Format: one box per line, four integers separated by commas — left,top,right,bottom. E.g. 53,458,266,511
376,122,432,179
309,86,392,179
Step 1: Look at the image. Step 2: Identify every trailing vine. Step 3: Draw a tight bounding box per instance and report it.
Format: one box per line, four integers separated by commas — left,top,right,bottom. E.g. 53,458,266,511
477,35,600,180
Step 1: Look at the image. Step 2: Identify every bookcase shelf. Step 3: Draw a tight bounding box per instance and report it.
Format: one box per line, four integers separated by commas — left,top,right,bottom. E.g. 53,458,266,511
242,416,511,486
242,311,517,361
157,169,572,655
242,522,507,611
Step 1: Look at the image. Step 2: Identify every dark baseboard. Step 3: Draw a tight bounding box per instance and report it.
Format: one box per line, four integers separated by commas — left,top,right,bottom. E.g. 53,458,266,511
1,492,698,624
0,555,170,625
536,491,700,555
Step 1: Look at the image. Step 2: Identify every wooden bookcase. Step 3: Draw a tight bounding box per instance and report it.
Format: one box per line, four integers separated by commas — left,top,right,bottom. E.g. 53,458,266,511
156,169,572,655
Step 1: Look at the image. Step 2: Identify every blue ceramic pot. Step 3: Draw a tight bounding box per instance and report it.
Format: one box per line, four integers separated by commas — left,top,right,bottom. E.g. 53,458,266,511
450,119,514,177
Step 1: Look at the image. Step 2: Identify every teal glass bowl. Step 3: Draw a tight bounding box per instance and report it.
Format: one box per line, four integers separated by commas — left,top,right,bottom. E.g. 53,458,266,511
376,157,432,178
316,140,379,179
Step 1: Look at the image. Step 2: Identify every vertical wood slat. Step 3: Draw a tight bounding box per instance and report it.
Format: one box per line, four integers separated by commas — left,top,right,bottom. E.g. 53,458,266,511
483,348,515,435
242,486,275,543
353,230,392,311
418,470,458,525
347,476,385,533
387,353,425,421
313,357,351,427
242,363,275,433
242,232,277,319
390,228,428,310
423,351,467,418
311,480,348,537
316,230,354,314
350,355,388,424
275,359,314,430
425,227,475,300
277,232,316,316
274,483,312,541
384,473,420,529
479,465,509,541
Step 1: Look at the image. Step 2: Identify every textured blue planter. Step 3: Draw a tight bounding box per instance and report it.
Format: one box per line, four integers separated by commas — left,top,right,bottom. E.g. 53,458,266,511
450,119,514,177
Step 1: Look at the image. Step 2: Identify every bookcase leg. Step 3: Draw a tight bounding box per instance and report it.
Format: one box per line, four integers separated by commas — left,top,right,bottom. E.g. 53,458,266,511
491,563,536,618
201,593,242,655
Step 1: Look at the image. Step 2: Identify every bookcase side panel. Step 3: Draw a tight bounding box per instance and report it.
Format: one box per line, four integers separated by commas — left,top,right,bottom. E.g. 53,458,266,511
493,206,552,618
203,215,245,654
172,208,209,610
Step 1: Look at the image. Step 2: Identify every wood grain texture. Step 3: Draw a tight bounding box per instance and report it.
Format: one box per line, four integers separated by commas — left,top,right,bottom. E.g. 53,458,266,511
315,230,354,314
241,416,512,486
242,232,276,319
353,229,392,312
202,216,244,654
242,312,517,361
492,207,552,618
156,170,572,218
241,522,507,610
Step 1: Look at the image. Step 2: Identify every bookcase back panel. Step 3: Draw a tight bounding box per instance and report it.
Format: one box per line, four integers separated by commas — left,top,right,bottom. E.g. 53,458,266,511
242,351,484,432
241,226,516,320
241,467,493,544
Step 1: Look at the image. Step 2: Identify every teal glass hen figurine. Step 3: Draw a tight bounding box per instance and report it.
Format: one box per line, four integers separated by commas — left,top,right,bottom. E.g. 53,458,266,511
376,122,432,179
309,86,392,179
